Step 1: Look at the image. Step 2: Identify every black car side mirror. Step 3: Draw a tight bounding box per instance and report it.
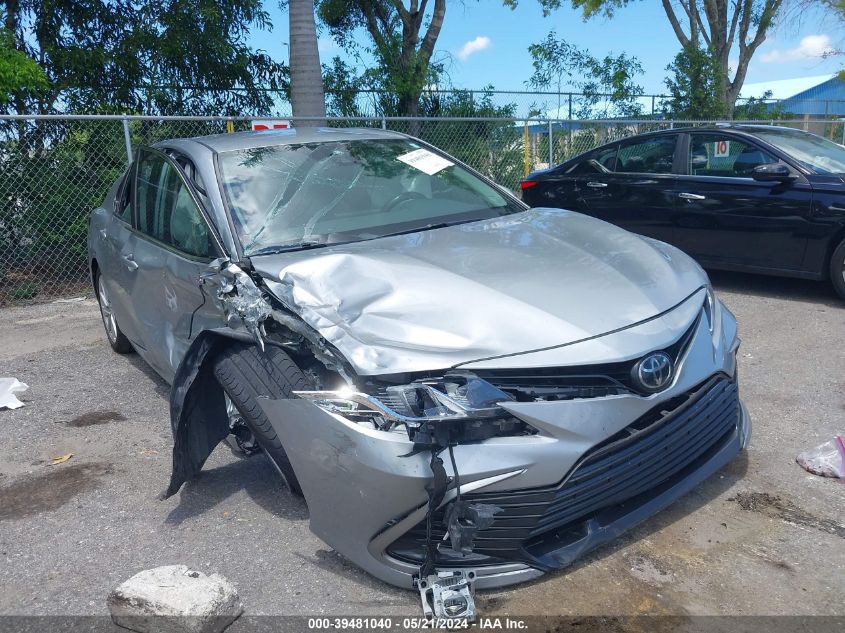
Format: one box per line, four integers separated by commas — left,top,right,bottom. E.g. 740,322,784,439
752,163,797,183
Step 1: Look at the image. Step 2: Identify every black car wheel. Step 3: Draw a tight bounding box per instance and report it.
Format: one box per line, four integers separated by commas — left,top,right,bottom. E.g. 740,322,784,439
213,343,311,496
95,271,133,354
831,239,845,301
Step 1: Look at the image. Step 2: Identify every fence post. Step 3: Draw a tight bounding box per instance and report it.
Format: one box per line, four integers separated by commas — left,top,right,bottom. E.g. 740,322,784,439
381,117,386,130
548,120,553,166
122,117,132,163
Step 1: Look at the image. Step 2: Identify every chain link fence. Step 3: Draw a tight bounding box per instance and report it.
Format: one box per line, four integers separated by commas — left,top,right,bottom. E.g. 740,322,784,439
0,114,839,306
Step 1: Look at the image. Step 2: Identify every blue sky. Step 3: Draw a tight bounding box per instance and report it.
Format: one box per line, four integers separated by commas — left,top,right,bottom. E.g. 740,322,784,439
251,1,842,97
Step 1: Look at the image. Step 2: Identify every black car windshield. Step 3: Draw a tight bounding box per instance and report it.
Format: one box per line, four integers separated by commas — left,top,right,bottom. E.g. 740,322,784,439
753,128,845,175
217,138,522,254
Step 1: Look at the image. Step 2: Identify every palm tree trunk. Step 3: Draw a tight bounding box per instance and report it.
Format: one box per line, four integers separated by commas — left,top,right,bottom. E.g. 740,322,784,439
289,0,326,127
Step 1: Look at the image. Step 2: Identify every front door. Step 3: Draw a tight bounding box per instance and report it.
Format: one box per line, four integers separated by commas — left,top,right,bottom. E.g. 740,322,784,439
672,132,812,272
129,148,225,381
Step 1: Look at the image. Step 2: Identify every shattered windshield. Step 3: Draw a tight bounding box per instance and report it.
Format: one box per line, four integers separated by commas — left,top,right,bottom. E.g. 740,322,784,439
754,128,845,175
217,138,522,255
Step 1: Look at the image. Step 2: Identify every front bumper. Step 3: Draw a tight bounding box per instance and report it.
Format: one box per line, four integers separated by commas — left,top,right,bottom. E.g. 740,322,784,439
258,300,748,590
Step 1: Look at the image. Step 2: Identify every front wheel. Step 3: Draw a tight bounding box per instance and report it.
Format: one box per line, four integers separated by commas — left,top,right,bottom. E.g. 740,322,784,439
95,271,133,354
830,239,845,301
213,343,311,496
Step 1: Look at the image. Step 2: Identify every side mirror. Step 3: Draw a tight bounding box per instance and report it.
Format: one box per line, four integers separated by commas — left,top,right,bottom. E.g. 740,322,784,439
752,163,796,183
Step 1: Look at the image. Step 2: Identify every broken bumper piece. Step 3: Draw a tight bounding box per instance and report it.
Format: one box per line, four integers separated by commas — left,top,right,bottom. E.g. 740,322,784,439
257,309,750,590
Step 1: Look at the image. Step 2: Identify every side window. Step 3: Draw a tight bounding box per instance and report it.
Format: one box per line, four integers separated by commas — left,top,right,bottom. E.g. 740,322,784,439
688,134,778,177
115,168,134,224
616,136,677,174
135,152,213,258
567,145,618,174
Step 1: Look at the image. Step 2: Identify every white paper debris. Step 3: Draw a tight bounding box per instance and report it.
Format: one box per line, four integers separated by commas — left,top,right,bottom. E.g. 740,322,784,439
0,378,28,410
397,148,454,175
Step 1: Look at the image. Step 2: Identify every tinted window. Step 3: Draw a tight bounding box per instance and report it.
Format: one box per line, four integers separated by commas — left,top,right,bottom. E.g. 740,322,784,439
568,145,618,174
136,153,212,258
218,139,522,255
688,134,777,177
752,128,845,175
116,169,134,224
616,136,676,174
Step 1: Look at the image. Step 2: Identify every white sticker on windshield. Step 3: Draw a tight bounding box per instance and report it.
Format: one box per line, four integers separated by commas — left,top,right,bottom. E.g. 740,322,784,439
396,148,454,175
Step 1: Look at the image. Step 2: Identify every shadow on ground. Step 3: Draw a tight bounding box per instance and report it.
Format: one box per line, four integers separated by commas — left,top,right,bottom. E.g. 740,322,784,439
708,270,840,306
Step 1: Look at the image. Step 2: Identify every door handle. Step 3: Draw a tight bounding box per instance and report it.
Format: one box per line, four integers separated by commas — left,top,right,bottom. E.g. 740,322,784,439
121,254,139,271
586,181,608,188
678,192,706,201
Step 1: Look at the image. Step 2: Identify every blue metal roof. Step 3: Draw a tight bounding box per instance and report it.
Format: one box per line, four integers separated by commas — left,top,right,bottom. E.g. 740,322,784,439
775,75,845,115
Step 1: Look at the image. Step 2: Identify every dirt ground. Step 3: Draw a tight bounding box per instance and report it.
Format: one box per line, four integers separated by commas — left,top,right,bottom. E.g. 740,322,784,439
0,271,843,624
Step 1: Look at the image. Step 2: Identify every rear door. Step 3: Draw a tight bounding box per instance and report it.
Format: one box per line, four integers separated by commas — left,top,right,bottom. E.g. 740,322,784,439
672,132,812,271
523,145,618,211
129,148,226,381
96,163,146,348
579,133,680,243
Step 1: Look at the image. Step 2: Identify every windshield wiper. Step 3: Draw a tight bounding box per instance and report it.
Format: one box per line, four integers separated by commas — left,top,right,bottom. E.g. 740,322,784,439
377,219,478,240
249,240,330,256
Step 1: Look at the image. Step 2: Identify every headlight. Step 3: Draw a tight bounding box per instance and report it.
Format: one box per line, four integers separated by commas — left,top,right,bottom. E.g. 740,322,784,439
703,283,722,343
295,374,534,444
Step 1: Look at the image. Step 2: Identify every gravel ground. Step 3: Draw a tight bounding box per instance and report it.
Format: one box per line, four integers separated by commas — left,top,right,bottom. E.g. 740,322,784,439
0,271,843,622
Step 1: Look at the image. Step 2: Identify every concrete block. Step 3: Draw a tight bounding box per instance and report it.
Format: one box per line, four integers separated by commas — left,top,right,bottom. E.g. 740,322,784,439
107,565,243,633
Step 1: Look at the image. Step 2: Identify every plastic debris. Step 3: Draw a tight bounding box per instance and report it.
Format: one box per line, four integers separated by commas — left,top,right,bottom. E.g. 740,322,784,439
796,436,845,479
50,453,73,465
0,377,28,410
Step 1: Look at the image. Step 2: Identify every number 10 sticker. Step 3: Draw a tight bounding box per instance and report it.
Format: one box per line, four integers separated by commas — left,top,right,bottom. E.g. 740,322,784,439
713,139,730,158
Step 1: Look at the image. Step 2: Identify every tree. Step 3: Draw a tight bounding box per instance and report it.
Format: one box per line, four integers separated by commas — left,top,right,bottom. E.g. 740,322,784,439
510,0,787,118
318,0,447,125
289,0,327,125
527,31,644,118
663,45,727,119
2,1,287,116
0,26,47,106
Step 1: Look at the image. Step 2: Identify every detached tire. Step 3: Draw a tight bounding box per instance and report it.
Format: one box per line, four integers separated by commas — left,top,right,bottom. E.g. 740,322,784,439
213,343,310,496
831,239,845,302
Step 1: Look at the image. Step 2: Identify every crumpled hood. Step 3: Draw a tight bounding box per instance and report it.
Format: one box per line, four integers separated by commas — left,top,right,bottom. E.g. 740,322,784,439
252,208,707,375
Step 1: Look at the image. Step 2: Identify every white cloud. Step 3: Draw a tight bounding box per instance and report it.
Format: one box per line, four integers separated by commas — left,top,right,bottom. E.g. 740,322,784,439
457,36,491,61
760,34,835,63
318,37,338,54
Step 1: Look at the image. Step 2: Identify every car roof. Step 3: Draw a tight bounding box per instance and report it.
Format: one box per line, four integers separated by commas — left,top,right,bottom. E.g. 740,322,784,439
182,126,409,153
612,123,805,139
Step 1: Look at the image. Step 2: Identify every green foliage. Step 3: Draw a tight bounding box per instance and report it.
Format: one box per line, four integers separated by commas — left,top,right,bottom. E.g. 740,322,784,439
733,90,788,120
9,281,39,300
527,31,644,118
317,0,446,117
5,1,287,116
0,28,48,105
504,0,629,18
663,46,727,120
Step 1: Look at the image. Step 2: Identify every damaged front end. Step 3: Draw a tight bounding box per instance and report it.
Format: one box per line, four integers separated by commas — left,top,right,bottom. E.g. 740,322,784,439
165,248,747,617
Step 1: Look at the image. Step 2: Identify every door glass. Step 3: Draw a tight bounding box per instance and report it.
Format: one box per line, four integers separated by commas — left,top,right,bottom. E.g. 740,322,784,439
616,136,676,174
567,145,618,174
136,153,212,258
688,135,778,177
115,168,134,224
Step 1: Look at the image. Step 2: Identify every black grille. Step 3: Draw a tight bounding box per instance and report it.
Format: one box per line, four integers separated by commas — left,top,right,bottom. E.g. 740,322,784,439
387,375,739,567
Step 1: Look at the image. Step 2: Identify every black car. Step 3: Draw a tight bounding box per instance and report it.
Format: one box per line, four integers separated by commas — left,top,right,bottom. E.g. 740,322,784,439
521,125,845,300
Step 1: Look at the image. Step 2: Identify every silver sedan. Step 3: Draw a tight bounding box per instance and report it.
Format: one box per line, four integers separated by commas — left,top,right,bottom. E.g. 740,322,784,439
88,128,750,614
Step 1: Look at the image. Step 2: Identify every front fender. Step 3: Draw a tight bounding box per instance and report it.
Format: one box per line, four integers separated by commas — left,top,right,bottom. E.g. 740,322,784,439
163,328,255,498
